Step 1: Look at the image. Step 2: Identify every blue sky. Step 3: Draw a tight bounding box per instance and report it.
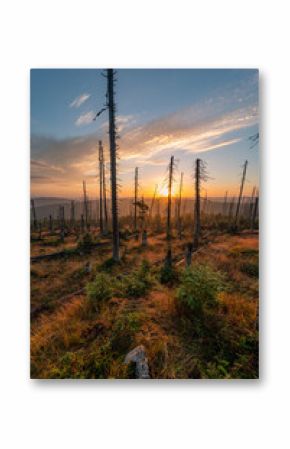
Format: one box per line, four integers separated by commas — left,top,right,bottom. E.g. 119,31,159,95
31,69,259,198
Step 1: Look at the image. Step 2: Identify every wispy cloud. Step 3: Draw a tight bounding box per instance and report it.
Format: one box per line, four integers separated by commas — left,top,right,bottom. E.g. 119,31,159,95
69,93,91,108
75,111,95,126
31,75,258,196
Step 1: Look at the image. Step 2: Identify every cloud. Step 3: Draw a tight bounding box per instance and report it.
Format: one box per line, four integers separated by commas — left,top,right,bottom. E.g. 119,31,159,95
69,93,90,108
117,103,257,163
31,76,258,196
75,111,95,126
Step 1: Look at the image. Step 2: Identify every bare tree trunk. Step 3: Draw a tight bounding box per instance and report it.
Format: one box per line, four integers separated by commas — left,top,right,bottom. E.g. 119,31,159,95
193,158,201,250
166,156,174,241
234,160,248,230
49,214,53,233
31,199,37,232
82,180,89,231
107,69,120,262
251,195,259,230
134,167,138,238
177,172,183,239
102,145,108,233
98,140,104,234
248,186,256,223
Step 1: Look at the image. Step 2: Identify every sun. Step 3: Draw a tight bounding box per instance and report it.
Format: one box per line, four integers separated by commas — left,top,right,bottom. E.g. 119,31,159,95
159,186,168,197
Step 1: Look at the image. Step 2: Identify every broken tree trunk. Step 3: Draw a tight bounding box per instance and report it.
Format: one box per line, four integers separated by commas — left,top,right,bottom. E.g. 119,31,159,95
193,158,201,250
177,172,183,239
98,140,104,234
134,167,138,239
31,199,37,232
166,156,174,241
234,160,248,230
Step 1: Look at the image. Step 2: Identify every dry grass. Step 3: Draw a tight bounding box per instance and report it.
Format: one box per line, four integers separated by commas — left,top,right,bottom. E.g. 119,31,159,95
31,231,259,379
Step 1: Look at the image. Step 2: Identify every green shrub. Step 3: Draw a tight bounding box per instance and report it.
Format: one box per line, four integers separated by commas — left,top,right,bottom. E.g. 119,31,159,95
122,260,153,298
85,273,113,309
176,265,224,314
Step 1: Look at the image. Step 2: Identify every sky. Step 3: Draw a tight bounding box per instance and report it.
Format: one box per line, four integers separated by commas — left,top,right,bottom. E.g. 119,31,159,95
31,69,259,199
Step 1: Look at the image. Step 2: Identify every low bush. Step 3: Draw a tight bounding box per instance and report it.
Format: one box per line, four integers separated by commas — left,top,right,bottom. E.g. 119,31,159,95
176,264,225,315
122,260,153,298
85,273,113,310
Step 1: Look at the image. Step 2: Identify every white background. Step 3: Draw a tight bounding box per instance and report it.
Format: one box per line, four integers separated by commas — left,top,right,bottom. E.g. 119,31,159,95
0,1,289,448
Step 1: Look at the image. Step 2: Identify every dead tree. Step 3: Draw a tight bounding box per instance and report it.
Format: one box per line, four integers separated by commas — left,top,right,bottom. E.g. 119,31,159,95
81,214,85,233
193,159,201,250
166,156,174,241
248,186,256,222
140,196,148,246
82,180,89,231
177,172,183,239
107,68,120,262
102,146,109,233
134,167,139,237
233,160,248,230
31,199,37,231
251,193,259,230
189,158,208,258
98,140,104,234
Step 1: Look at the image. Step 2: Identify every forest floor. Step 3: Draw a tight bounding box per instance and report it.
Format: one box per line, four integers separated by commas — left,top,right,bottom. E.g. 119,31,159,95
30,229,259,379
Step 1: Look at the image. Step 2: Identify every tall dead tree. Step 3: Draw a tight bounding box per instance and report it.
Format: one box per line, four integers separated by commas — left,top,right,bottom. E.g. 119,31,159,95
134,167,138,235
82,180,89,231
98,140,104,234
248,186,256,222
193,159,201,249
177,172,183,239
190,158,208,257
166,156,174,241
31,199,37,231
107,69,120,261
251,192,259,230
234,160,248,230
102,147,108,233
